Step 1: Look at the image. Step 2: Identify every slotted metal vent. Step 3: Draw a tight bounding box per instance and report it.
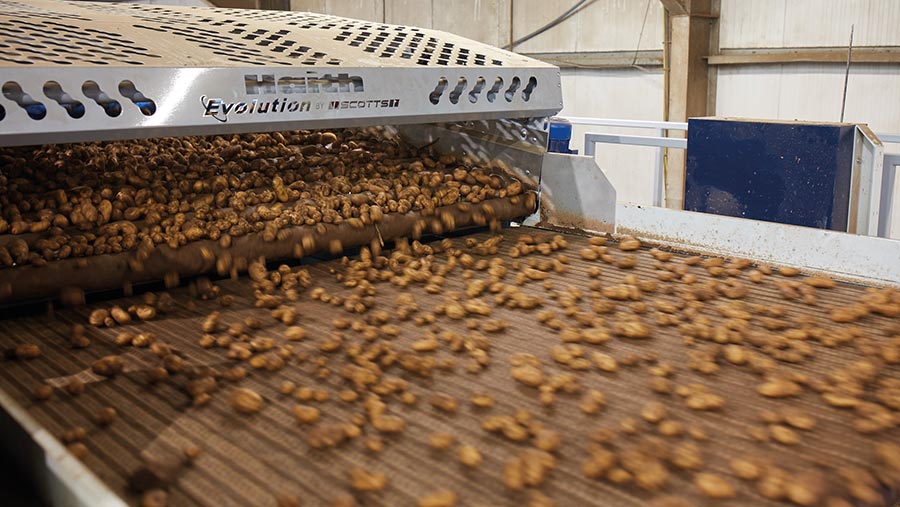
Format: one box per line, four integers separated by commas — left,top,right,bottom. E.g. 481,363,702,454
86,3,502,67
132,20,341,67
0,0,520,68
0,0,561,147
0,17,161,66
61,2,343,66
332,24,502,66
0,0,87,21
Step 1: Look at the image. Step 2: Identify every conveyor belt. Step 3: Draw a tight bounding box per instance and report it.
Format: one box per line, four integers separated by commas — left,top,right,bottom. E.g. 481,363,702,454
0,227,898,507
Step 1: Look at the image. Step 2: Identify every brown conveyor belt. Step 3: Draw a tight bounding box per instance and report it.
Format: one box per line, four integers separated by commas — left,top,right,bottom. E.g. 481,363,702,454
0,194,535,303
0,227,898,507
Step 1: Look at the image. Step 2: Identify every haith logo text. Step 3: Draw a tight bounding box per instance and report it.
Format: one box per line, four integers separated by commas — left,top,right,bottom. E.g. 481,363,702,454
202,73,399,122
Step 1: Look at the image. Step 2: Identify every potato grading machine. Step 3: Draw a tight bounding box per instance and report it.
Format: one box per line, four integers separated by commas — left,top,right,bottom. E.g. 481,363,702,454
1,2,899,507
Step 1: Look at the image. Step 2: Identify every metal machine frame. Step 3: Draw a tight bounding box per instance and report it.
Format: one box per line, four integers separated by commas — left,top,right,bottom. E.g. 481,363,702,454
0,3,898,507
0,0,561,146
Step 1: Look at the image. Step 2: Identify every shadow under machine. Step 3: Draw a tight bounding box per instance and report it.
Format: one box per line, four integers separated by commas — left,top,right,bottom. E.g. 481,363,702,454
0,2,899,507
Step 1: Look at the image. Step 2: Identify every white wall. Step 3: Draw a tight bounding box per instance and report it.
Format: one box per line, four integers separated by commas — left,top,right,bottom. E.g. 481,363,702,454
129,0,212,5
716,0,900,135
516,1,667,207
560,68,664,205
719,0,900,48
512,0,664,53
715,1,900,140
511,1,667,206
716,63,900,133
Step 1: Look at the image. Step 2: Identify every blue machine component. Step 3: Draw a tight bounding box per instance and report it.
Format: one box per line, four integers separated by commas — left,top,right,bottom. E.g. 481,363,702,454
684,118,856,231
548,117,578,154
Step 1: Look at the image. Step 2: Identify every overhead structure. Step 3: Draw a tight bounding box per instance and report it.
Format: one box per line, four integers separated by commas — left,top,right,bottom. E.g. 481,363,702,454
0,0,562,146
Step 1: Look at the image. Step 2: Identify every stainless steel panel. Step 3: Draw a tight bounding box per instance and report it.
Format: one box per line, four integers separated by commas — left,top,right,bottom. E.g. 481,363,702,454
0,0,562,146
394,117,548,192
538,152,617,233
615,203,900,286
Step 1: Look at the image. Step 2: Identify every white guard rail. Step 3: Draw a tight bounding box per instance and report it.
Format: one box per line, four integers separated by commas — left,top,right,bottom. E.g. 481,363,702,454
563,117,687,208
883,153,900,238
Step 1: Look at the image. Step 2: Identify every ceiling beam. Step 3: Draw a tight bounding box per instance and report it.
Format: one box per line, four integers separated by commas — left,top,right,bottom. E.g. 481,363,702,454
519,50,664,69
659,0,688,15
708,47,900,65
660,0,714,16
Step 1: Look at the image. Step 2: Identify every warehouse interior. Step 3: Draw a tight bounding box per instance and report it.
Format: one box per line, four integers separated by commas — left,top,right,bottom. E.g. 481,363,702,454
0,1,899,507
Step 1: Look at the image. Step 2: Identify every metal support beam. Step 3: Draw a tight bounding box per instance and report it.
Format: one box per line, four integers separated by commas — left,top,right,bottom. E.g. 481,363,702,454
659,0,688,16
519,50,663,69
708,47,900,65
662,0,717,210
563,117,688,130
583,133,687,156
882,154,900,238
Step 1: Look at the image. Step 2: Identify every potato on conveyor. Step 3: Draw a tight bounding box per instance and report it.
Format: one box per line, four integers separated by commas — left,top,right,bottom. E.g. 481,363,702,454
0,130,898,507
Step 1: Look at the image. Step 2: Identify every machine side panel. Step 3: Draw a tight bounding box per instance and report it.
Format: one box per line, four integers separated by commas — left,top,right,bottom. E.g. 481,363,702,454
684,117,855,231
539,153,616,233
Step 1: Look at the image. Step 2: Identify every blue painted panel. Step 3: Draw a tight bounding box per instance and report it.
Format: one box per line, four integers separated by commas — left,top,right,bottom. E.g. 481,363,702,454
684,118,855,231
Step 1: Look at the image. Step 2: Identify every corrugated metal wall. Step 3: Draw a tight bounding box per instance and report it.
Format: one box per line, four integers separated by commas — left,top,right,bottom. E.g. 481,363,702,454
719,0,900,48
511,0,663,53
286,0,900,234
716,64,900,132
716,0,900,133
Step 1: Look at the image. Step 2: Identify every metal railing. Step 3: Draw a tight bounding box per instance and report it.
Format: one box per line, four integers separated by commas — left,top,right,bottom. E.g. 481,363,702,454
562,116,900,238
562,117,688,207
879,133,900,144
882,154,900,238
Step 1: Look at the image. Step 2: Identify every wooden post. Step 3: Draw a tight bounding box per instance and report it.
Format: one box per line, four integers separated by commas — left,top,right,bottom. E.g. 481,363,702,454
661,0,717,209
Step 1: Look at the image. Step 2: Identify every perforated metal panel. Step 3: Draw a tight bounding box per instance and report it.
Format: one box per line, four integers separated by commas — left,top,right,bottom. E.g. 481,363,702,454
0,0,561,146
1,17,162,66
